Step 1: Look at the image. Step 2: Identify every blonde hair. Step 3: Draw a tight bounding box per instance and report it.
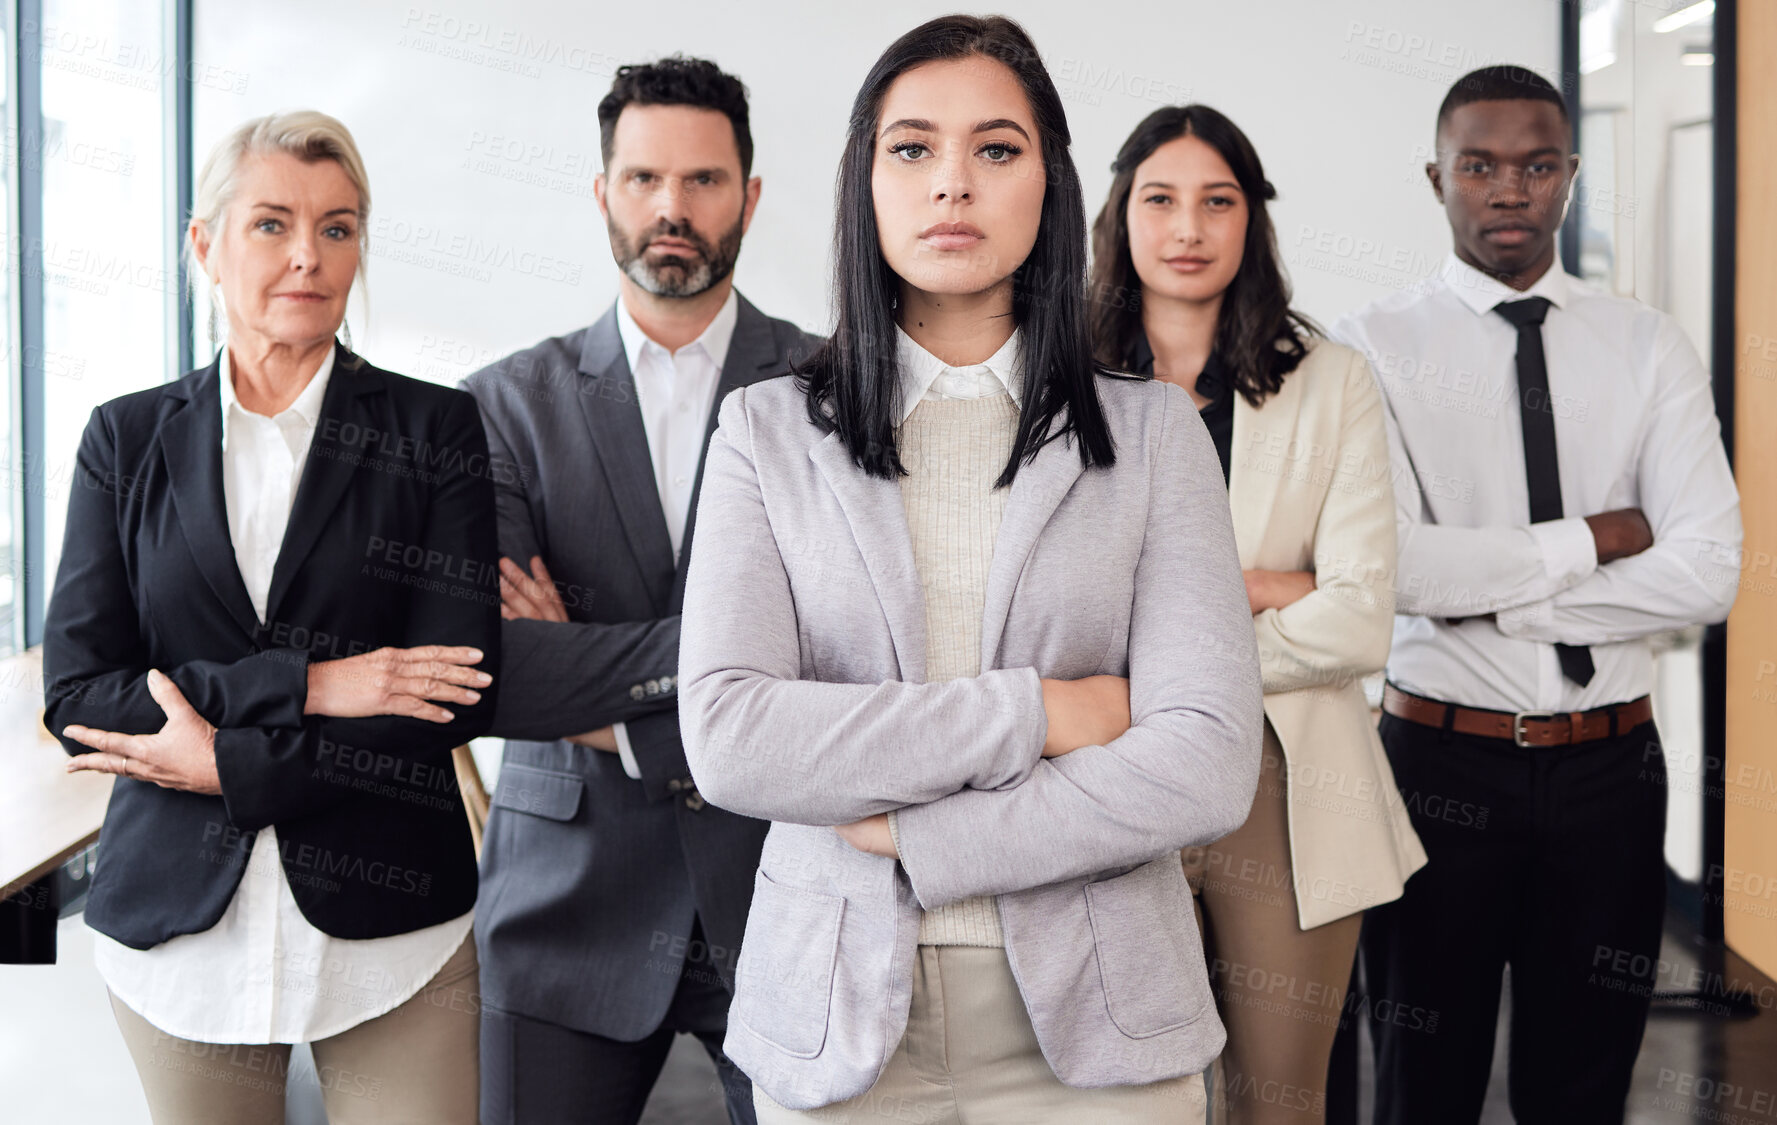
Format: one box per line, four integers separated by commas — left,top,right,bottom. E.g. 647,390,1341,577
186,110,371,331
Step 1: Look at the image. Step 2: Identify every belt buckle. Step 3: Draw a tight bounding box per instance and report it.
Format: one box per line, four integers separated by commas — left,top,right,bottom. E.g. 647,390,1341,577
1513,710,1555,747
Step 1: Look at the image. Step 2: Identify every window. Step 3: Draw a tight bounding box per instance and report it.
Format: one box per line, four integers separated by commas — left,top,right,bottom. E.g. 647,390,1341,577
34,0,175,628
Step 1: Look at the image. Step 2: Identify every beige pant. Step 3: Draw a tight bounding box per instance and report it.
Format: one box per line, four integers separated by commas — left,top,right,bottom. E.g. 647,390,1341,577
110,932,480,1125
755,944,1207,1124
1182,723,1362,1125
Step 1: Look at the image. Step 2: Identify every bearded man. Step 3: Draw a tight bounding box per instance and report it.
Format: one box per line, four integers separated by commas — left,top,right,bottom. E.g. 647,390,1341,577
462,56,821,1125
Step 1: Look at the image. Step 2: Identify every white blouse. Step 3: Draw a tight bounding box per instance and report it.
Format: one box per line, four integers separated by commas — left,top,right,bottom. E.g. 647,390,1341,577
90,346,473,1044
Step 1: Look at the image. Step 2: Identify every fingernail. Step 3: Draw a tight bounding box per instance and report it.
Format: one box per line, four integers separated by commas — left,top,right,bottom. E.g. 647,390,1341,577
464,691,481,703
476,673,492,686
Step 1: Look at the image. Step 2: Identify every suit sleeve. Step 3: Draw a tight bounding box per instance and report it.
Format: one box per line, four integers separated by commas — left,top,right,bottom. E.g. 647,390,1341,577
679,387,1050,826
1249,350,1396,693
213,392,503,830
42,406,312,756
463,374,685,767
890,388,1266,909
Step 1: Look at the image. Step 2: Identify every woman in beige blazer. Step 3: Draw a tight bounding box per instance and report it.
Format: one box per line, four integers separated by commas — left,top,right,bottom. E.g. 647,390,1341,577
1089,105,1427,1124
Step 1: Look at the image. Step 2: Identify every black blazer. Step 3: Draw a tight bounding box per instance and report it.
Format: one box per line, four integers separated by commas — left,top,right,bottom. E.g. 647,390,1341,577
42,343,501,949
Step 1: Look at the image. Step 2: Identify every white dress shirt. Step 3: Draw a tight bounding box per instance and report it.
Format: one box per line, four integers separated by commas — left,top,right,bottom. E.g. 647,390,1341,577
608,290,738,779
892,323,1025,419
1334,254,1741,713
91,346,474,1044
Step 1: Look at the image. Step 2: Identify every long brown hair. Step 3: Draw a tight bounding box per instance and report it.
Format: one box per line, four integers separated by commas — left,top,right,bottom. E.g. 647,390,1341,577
1088,104,1317,408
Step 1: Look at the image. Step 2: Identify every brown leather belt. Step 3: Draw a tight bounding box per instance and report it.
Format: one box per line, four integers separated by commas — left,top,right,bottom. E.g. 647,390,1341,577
1382,683,1653,748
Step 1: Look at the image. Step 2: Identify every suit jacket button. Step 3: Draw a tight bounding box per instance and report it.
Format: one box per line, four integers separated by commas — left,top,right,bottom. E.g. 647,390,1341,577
667,778,685,793
629,685,646,701
661,675,675,692
646,679,660,696
685,789,706,812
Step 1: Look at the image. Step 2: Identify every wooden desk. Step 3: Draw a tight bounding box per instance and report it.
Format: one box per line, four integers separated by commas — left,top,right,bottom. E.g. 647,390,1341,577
0,648,112,901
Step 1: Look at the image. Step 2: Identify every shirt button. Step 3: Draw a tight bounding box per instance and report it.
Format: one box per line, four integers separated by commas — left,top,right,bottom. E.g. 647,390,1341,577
677,402,690,413
674,476,688,487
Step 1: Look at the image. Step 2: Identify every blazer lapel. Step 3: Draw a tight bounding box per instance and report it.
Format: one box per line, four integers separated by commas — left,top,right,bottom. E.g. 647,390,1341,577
263,345,387,624
979,421,1088,671
577,306,676,609
1227,367,1305,567
159,360,261,639
669,294,788,610
809,433,926,684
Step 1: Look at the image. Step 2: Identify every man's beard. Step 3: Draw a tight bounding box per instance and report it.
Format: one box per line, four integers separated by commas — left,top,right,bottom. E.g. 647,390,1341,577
610,213,744,298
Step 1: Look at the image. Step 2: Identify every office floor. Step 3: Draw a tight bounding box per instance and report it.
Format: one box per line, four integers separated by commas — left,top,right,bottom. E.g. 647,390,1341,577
8,913,1775,1123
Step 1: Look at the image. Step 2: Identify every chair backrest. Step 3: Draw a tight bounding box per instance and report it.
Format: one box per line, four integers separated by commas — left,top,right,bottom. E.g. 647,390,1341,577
451,744,491,857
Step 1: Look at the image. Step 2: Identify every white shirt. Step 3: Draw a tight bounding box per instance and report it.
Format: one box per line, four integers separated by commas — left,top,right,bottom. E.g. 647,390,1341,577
91,346,474,1044
608,291,737,779
1333,255,1741,712
893,323,1025,420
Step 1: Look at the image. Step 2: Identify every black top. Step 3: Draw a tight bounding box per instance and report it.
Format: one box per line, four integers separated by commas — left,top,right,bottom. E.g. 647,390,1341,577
42,343,501,949
1133,332,1234,483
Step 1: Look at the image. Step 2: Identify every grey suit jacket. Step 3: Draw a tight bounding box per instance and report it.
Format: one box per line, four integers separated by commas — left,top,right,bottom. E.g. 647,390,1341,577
680,372,1265,1109
464,293,821,1039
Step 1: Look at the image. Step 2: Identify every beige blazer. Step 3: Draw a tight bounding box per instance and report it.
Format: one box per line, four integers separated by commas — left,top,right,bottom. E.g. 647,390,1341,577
1228,338,1427,929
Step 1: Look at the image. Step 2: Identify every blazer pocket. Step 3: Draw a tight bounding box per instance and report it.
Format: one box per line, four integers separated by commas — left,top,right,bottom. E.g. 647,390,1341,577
1084,860,1212,1038
490,763,584,822
732,868,844,1059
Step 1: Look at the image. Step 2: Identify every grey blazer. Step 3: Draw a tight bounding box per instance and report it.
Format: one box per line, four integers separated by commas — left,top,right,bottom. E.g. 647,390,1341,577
679,372,1265,1109
464,294,820,1040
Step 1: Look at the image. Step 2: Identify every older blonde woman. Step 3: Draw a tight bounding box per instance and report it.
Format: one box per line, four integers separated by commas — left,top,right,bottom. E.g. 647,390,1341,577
42,111,499,1124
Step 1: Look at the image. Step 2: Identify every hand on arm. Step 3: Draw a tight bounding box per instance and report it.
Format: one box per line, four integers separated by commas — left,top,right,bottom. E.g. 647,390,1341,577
65,670,220,793
304,645,491,722
1243,570,1316,615
499,554,569,622
1584,508,1654,564
833,674,1133,857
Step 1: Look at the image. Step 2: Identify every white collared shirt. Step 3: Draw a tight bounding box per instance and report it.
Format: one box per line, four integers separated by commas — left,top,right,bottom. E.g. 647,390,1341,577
608,290,738,779
615,289,737,558
893,323,1024,421
90,345,474,1044
1334,254,1741,712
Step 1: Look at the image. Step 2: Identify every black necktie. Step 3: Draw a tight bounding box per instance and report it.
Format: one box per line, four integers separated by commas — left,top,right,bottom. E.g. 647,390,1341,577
1495,296,1595,687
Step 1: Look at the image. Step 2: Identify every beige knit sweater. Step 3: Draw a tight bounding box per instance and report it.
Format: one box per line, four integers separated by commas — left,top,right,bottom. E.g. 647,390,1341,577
891,390,1020,946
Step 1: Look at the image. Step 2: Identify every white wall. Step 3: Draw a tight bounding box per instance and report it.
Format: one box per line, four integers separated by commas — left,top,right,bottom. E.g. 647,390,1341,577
193,0,1559,383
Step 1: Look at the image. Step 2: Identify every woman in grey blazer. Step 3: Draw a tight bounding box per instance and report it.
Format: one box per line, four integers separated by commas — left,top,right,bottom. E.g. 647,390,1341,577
680,16,1264,1124
1088,105,1426,1124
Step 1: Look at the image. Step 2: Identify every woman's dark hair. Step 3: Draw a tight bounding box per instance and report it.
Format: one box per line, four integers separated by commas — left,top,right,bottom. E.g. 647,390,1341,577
598,56,753,177
797,14,1114,485
1088,104,1318,409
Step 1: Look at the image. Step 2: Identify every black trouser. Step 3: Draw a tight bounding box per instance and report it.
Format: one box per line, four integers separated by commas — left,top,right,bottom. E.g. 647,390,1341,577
1362,711,1667,1125
480,921,756,1125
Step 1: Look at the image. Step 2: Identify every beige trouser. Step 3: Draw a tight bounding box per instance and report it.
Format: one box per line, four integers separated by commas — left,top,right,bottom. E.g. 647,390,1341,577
1182,722,1363,1125
755,944,1207,1124
109,931,480,1125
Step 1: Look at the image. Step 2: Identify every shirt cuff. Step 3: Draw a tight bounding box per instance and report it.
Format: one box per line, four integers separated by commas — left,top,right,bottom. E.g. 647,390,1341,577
612,722,642,781
886,808,904,860
1529,516,1598,593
